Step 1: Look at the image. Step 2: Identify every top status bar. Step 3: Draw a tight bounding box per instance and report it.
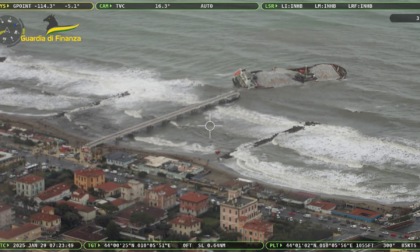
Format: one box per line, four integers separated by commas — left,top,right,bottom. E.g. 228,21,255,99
1,2,420,10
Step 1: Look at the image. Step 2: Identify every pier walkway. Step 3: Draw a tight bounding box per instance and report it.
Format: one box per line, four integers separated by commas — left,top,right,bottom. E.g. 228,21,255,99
85,90,240,148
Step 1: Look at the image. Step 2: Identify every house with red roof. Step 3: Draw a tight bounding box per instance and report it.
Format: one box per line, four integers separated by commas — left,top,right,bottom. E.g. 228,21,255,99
57,200,96,222
0,223,41,241
16,174,45,197
34,183,71,204
74,168,105,191
69,188,96,206
30,206,61,233
114,202,167,232
179,192,209,216
170,215,201,237
242,219,273,242
110,198,134,211
95,181,121,197
146,184,176,210
62,225,106,243
306,200,337,214
120,179,144,201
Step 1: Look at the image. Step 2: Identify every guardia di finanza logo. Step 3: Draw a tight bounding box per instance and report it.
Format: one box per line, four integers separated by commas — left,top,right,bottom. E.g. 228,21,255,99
21,15,81,42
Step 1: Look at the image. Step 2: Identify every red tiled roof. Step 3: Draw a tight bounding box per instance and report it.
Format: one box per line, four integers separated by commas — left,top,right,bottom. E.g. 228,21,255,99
74,168,104,177
151,184,176,196
95,182,121,192
111,198,127,207
88,194,96,203
308,201,337,211
0,204,12,212
41,206,55,214
62,225,106,241
36,183,70,201
120,183,131,189
71,188,87,199
243,219,273,233
170,215,201,227
117,202,165,223
57,200,95,213
350,208,381,218
17,174,44,184
30,213,60,222
0,223,40,239
180,192,208,203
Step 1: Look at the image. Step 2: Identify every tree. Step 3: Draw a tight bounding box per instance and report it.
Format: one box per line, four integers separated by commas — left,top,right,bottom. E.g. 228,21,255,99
95,215,114,227
105,221,121,241
137,171,148,179
219,231,241,241
130,212,154,227
100,203,119,215
55,204,82,231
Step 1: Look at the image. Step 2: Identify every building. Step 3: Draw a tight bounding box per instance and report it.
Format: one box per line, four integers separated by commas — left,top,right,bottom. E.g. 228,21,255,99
74,168,105,191
0,223,41,240
242,219,273,242
57,200,96,222
280,192,316,206
62,225,106,242
170,215,201,237
16,174,45,198
95,181,121,197
332,208,381,223
114,202,167,232
110,198,134,211
144,156,177,168
120,179,144,201
179,192,209,216
69,188,88,205
0,151,21,169
30,206,61,233
147,184,177,210
106,151,136,168
220,189,261,232
34,183,71,204
0,204,14,229
306,200,337,214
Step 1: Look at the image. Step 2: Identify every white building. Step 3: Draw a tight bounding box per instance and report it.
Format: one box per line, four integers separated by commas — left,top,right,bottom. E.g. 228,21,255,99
16,175,45,198
106,151,136,168
120,179,144,201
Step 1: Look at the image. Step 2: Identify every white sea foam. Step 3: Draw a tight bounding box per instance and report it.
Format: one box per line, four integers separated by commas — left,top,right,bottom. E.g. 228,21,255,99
0,87,90,110
211,106,298,136
272,124,420,167
135,136,215,154
0,57,201,110
229,147,420,203
124,109,143,119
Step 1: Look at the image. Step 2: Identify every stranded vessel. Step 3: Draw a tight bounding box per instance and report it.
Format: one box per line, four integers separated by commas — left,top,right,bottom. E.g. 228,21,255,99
232,63,347,89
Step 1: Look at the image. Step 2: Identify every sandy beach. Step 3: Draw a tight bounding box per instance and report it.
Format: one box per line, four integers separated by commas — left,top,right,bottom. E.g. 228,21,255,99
0,113,411,213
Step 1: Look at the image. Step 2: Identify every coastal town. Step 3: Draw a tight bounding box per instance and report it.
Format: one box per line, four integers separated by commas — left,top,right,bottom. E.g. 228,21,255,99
1,117,420,252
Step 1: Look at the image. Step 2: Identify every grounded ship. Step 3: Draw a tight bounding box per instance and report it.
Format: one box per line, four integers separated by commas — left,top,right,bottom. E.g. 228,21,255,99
232,63,347,89
0,57,6,62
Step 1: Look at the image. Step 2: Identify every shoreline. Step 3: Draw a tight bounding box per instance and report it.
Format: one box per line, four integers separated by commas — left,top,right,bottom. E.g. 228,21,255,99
0,113,412,211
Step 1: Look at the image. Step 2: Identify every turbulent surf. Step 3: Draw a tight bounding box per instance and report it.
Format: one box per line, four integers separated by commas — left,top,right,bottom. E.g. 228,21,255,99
232,63,347,89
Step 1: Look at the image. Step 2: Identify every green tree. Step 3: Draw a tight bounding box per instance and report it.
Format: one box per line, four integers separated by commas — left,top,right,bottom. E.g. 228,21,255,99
95,215,114,227
100,202,119,215
137,171,148,179
130,212,154,226
105,221,121,241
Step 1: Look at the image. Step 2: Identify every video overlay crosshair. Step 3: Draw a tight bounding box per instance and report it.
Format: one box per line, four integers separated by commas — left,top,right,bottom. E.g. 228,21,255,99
198,113,222,139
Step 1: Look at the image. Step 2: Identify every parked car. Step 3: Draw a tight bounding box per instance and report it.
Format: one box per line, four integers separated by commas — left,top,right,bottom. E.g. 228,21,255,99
111,170,117,174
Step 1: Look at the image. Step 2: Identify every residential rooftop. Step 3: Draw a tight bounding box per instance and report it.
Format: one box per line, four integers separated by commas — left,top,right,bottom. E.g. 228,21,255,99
16,174,44,184
180,192,208,203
